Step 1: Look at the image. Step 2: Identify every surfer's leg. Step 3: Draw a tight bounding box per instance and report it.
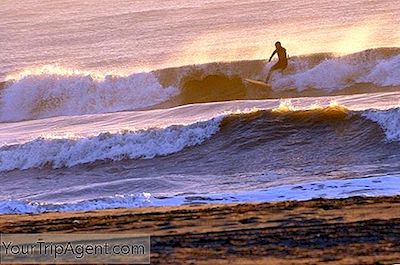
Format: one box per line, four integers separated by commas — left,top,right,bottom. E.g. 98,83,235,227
265,70,273,83
266,63,279,83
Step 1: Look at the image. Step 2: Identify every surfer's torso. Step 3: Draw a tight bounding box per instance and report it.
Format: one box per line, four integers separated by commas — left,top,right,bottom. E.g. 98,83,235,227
276,47,287,65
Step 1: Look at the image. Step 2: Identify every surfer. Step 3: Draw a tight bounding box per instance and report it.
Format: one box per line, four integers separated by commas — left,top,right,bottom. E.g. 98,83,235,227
265,41,288,83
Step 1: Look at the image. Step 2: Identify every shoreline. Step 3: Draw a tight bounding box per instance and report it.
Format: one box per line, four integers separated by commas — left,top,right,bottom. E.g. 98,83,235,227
1,195,400,264
2,175,400,215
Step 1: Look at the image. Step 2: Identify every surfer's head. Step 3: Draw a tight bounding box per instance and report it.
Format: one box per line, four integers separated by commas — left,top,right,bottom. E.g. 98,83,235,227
275,41,281,48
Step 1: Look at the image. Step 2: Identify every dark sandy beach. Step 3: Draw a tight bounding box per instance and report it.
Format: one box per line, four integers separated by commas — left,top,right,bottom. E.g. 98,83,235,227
1,196,400,264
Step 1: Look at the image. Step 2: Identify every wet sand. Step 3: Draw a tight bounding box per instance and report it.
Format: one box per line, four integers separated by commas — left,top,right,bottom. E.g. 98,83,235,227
1,196,400,264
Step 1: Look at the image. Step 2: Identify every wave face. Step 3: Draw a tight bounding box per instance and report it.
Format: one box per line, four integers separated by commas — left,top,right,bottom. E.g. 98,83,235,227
217,106,399,156
1,48,399,122
0,105,399,172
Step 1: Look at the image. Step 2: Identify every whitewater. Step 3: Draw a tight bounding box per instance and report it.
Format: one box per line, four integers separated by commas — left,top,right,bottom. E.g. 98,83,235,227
0,0,399,214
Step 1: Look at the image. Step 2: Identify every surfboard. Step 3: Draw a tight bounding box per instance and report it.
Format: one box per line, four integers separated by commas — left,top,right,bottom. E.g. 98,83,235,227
245,79,270,88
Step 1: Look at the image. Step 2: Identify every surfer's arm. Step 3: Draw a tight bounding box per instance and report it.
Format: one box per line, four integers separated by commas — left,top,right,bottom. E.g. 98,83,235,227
268,50,277,62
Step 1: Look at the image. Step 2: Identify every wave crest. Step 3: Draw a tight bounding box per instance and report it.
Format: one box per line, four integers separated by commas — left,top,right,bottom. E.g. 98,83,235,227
0,116,223,172
363,108,400,142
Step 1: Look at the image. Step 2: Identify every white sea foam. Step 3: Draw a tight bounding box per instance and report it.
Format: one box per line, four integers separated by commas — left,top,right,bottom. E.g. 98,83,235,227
272,53,400,91
273,58,360,92
0,70,178,122
359,54,400,86
0,116,223,172
0,193,153,214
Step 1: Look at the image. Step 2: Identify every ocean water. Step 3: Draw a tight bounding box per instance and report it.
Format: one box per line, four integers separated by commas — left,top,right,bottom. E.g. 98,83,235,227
0,0,399,214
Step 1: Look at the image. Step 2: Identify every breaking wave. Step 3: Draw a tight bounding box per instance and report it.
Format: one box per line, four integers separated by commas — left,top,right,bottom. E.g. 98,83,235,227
0,116,223,172
0,104,398,172
1,47,399,122
0,70,178,122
